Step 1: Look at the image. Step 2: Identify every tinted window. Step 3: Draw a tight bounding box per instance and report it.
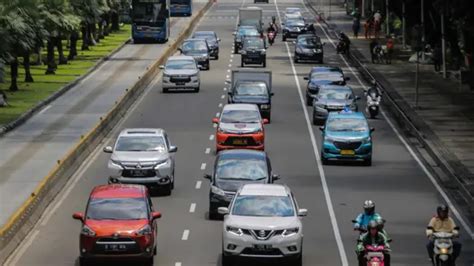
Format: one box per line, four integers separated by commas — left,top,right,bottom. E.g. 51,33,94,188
326,118,368,132
220,110,260,123
235,83,267,96
318,88,353,100
297,37,321,48
243,38,264,49
87,198,148,220
166,59,197,70
286,20,305,27
232,195,295,217
238,27,259,36
216,159,268,180
182,40,208,52
115,136,166,152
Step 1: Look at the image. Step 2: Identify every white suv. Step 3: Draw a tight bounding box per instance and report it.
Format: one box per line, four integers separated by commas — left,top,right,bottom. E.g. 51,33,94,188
103,128,177,195
219,184,307,266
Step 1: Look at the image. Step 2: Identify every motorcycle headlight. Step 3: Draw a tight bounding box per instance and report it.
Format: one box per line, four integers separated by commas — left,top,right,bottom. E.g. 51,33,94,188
282,228,299,237
81,225,96,237
440,248,449,254
226,226,243,236
211,185,226,196
136,224,152,236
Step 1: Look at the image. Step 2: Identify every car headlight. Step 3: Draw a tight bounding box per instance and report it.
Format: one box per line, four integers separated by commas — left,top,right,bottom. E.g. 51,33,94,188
324,136,338,143
361,137,371,144
260,49,266,55
81,225,96,237
260,104,270,109
315,49,322,53
308,84,319,91
136,224,152,236
282,227,299,237
241,50,247,55
296,47,303,53
110,159,123,168
226,226,243,236
154,159,170,169
211,185,226,196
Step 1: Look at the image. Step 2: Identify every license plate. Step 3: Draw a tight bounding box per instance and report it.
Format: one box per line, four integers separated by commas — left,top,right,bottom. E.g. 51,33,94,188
254,244,272,251
104,244,127,251
176,82,185,85
233,139,247,145
340,150,355,155
130,170,148,176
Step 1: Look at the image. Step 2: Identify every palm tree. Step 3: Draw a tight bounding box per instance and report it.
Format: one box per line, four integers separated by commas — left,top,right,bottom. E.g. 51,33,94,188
70,0,101,51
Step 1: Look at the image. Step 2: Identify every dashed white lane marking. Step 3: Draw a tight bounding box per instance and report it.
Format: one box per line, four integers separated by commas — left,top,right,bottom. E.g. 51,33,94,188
38,105,51,115
223,87,227,91
213,123,217,128
228,64,232,67
205,148,211,154
189,203,196,213
181,230,190,240
226,74,230,78
230,59,233,62
215,112,220,117
4,230,40,266
209,134,215,140
200,163,206,170
195,181,202,189
218,103,223,108
231,54,234,58
221,95,225,99
175,262,182,266
227,69,231,72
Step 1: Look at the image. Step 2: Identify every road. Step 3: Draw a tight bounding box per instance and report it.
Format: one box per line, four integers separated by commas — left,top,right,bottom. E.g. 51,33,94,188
5,0,473,265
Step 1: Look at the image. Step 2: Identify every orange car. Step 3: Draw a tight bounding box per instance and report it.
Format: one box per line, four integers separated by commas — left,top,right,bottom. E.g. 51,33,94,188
72,184,161,266
213,104,268,152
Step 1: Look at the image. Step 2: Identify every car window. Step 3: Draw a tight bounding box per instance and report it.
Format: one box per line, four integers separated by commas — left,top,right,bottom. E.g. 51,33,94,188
243,38,264,49
194,33,217,43
326,118,369,132
286,20,305,26
166,59,197,70
232,195,295,217
238,28,259,36
220,110,260,123
182,40,208,52
297,37,321,48
235,83,267,96
115,136,166,152
86,197,148,220
216,158,268,181
318,89,353,100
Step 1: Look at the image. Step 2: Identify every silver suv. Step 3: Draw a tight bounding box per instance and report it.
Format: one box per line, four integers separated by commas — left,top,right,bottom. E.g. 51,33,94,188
160,55,200,93
219,184,307,266
103,128,177,195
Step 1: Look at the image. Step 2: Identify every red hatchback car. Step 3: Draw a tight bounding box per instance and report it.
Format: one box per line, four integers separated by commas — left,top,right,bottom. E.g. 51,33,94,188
72,184,161,266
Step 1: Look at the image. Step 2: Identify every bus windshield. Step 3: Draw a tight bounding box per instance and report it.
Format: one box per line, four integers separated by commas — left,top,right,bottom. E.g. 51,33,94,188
132,0,168,24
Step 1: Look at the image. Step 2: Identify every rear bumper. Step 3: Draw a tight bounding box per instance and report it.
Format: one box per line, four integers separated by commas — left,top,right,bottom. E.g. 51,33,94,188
321,142,372,161
295,52,323,61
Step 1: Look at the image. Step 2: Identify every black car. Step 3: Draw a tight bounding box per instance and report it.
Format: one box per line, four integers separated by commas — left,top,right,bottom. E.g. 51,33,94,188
192,31,220,60
303,66,350,106
294,34,324,63
241,36,266,67
233,26,260,54
254,0,268,3
179,38,211,70
282,19,306,41
228,80,273,120
204,149,279,220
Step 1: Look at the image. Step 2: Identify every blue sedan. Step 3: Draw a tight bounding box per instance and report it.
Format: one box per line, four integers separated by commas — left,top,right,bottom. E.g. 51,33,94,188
319,111,374,166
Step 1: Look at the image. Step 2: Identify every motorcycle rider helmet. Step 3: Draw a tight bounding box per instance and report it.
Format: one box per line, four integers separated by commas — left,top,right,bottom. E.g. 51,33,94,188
368,220,379,235
363,200,375,215
437,204,449,218
375,217,385,230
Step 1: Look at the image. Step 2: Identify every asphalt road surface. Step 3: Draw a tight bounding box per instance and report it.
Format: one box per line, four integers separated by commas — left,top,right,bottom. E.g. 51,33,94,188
5,0,473,265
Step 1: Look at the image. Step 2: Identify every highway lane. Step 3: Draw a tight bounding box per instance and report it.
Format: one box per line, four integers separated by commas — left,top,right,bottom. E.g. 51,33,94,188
6,0,473,265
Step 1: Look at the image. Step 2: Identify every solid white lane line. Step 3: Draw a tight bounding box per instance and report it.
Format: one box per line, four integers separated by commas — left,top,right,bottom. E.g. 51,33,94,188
307,2,474,239
218,103,223,108
175,262,182,266
195,181,202,189
38,105,51,115
200,163,206,170
227,69,231,72
230,54,234,58
209,134,215,140
4,230,40,266
205,148,211,154
230,59,233,62
189,203,196,213
181,229,190,240
274,0,349,265
226,75,230,78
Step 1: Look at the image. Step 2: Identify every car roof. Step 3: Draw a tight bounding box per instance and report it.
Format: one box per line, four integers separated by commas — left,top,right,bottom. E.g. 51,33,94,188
194,31,215,35
239,25,258,29
328,111,366,120
168,55,195,61
310,66,342,73
90,184,146,199
217,149,267,160
286,7,301,11
184,38,207,43
222,103,259,111
119,128,165,137
319,85,352,91
239,184,290,197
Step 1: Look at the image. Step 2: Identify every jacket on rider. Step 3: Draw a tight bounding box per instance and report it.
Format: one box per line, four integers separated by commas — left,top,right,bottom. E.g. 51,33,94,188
426,215,459,237
356,231,391,254
354,212,382,230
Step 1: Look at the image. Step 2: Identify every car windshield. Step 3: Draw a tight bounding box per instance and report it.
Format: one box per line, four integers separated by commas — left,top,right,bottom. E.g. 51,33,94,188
311,73,344,83
235,83,267,96
115,136,166,152
286,20,304,27
238,27,259,36
86,198,148,220
326,118,368,132
220,110,260,123
194,32,216,42
216,159,268,180
286,8,300,14
297,37,321,48
318,89,353,100
243,38,264,49
182,40,208,52
166,59,197,70
232,195,295,217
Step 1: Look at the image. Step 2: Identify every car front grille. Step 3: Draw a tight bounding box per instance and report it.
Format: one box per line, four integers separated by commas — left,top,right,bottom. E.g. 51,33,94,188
223,137,258,146
242,247,283,256
170,76,191,83
333,141,362,150
326,105,345,111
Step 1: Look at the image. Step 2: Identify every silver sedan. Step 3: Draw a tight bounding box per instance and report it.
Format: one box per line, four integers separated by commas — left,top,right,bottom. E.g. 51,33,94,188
161,55,201,93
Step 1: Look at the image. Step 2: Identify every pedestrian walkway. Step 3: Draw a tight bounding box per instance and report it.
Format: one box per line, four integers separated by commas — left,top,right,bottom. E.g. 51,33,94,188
310,1,474,201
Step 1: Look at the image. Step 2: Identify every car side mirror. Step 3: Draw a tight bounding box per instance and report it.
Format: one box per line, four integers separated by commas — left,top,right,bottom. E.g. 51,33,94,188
217,38,221,42
303,77,309,80
103,146,113,153
203,174,212,180
159,65,165,69
262,118,269,124
169,146,178,153
319,126,324,131
72,212,84,222
232,32,236,36
281,23,285,25
218,207,229,215
212,117,219,124
297,209,308,217
151,211,162,220
370,127,375,133
271,174,280,181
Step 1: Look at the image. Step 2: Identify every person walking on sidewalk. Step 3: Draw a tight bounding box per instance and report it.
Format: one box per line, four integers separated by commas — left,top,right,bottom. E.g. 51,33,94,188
352,8,361,38
370,38,379,63
432,44,442,72
364,17,374,39
385,36,394,64
373,10,382,38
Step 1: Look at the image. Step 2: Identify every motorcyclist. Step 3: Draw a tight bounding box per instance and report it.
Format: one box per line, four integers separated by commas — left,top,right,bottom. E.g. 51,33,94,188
375,217,391,242
426,205,462,263
353,200,382,232
356,220,391,266
366,81,381,102
338,32,351,54
268,16,279,33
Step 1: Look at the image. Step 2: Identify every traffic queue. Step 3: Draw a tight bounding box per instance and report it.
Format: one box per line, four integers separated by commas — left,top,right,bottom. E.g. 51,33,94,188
71,5,462,266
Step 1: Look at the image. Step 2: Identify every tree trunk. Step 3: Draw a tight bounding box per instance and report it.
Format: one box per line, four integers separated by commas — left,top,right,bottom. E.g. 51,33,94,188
98,19,105,40
103,13,111,36
24,51,34,82
33,44,42,66
81,24,90,51
0,61,4,83
89,23,97,45
68,31,79,60
45,39,57,74
56,37,68,65
111,11,120,31
9,57,19,91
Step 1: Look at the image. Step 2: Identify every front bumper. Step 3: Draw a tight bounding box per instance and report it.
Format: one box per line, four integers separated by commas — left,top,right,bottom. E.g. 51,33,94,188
80,235,154,260
242,54,265,64
295,51,323,61
216,132,265,151
108,161,173,187
321,141,372,161
162,75,200,89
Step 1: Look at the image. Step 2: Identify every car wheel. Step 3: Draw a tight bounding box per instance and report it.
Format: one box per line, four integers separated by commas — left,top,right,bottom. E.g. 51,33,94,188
263,58,266,68
306,95,313,106
162,87,169,93
321,153,329,165
292,252,303,266
205,60,210,70
241,60,244,67
163,183,172,196
363,157,372,166
294,56,299,63
312,114,318,125
209,211,219,220
215,54,219,60
222,252,234,266
154,245,157,255
282,36,286,41
146,256,154,266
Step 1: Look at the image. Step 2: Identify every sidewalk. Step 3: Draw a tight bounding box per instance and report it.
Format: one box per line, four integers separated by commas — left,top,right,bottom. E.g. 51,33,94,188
0,1,210,228
308,1,474,206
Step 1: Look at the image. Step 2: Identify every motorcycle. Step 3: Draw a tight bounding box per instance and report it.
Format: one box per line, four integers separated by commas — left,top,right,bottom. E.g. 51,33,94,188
364,244,386,266
267,31,276,45
366,90,381,118
337,39,349,54
431,231,455,266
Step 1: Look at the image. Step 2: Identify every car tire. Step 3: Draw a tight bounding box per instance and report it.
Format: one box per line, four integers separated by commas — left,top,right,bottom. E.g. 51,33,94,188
292,252,303,266
363,157,372,166
306,94,313,106
205,60,210,70
215,54,219,60
294,56,299,63
154,245,157,255
209,210,219,220
163,183,172,196
312,114,319,125
195,86,200,93
321,153,329,165
282,36,286,41
146,256,154,266
241,60,244,67
222,252,234,266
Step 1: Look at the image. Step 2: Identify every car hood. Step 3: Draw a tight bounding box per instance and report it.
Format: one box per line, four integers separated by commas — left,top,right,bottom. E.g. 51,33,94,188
309,79,342,86
183,51,208,57
232,95,269,104
164,69,198,76
86,219,149,236
111,151,169,162
216,178,267,192
219,122,262,134
325,130,369,140
316,98,353,106
226,216,300,230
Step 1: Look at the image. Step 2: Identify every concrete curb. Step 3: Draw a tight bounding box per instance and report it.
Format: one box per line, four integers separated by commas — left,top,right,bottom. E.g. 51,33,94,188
0,37,132,138
304,0,474,217
0,1,213,263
